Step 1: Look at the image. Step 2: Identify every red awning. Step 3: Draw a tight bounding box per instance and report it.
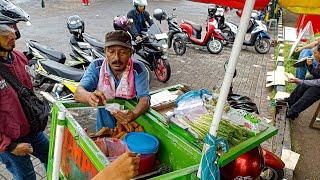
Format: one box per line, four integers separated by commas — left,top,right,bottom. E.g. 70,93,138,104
189,0,270,10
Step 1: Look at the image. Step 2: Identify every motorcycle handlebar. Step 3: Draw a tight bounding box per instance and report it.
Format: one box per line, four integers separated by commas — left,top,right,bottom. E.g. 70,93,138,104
135,35,150,44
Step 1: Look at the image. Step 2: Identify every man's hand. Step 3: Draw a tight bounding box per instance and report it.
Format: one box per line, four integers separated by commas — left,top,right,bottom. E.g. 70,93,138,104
295,47,303,52
112,110,135,125
88,90,107,107
289,77,302,84
92,152,140,180
11,143,33,156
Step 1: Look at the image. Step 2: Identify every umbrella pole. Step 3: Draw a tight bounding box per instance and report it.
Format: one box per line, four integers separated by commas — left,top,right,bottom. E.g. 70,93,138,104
197,0,257,178
209,0,257,137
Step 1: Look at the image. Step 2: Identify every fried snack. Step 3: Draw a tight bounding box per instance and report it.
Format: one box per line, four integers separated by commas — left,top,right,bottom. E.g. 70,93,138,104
115,131,126,139
130,122,139,128
119,133,128,140
135,126,144,132
90,127,113,138
122,124,131,132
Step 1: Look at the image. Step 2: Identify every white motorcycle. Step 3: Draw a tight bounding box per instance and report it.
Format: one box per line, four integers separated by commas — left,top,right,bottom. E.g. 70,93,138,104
216,8,271,54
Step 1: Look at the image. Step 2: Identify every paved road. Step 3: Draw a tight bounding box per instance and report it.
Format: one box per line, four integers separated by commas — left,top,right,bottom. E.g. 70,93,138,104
1,0,274,179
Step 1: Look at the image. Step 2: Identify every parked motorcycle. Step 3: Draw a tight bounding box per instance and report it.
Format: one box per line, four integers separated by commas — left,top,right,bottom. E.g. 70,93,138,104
67,15,104,66
216,8,271,54
172,12,224,55
69,34,104,66
133,23,171,82
153,8,186,56
26,40,86,69
25,42,82,100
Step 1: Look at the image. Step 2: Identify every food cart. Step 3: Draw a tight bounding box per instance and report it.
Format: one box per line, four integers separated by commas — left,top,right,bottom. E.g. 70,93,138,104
46,84,277,179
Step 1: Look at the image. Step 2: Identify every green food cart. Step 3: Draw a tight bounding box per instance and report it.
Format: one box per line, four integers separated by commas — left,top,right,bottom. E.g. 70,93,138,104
47,85,277,180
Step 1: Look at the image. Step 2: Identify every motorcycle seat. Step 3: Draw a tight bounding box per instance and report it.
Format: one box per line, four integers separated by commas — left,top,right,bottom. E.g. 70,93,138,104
40,59,84,82
183,20,202,32
28,40,66,64
83,33,104,49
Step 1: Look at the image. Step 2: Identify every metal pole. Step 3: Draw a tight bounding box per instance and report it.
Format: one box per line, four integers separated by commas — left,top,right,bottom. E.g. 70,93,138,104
209,0,257,136
52,111,66,180
197,0,257,178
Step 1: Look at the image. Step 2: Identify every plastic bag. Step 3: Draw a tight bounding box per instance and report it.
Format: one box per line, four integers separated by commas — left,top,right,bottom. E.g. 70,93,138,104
95,137,128,161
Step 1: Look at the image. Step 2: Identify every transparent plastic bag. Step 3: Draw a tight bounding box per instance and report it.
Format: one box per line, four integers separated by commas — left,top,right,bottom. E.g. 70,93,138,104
95,137,128,162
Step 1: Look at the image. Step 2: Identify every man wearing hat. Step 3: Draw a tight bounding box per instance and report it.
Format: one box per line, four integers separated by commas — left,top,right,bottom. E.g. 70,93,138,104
75,30,150,131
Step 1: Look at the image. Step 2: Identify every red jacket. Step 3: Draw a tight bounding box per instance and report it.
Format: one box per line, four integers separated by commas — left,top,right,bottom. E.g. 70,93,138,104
0,50,32,152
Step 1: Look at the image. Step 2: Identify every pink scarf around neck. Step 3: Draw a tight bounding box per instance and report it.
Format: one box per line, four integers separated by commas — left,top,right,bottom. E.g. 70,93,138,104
97,58,136,100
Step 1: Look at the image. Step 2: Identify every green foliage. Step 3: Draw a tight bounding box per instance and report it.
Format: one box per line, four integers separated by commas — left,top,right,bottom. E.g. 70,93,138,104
283,43,296,93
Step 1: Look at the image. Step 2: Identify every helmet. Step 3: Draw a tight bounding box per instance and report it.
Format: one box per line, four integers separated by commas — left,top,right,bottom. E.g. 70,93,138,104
0,14,17,25
113,15,132,31
67,15,84,37
0,0,30,22
208,5,217,17
133,0,147,7
153,9,167,21
0,0,30,39
220,147,263,179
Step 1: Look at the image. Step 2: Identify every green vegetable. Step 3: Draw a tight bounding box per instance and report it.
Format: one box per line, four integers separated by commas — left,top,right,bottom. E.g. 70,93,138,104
188,114,255,147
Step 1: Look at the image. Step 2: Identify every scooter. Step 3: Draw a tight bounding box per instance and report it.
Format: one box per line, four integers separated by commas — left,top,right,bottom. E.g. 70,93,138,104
69,34,104,66
25,42,82,100
26,40,87,69
177,15,224,55
220,60,285,179
153,8,186,56
217,8,271,54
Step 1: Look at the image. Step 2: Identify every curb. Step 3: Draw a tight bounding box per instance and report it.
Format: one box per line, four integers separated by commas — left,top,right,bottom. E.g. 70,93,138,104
273,13,294,179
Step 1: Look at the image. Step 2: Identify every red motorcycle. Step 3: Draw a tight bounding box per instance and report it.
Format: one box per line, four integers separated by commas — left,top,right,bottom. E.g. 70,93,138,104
174,17,224,55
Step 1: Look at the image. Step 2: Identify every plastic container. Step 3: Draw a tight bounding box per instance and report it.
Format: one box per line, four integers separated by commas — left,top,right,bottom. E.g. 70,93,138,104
95,138,127,162
124,132,159,174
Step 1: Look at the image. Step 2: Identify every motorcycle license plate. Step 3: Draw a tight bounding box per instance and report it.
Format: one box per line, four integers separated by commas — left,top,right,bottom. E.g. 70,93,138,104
155,33,168,40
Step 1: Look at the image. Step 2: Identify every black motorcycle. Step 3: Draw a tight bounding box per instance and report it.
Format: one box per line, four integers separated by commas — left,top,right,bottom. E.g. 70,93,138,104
69,34,104,66
25,41,84,100
26,40,84,85
133,23,171,82
26,40,87,68
153,8,186,56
